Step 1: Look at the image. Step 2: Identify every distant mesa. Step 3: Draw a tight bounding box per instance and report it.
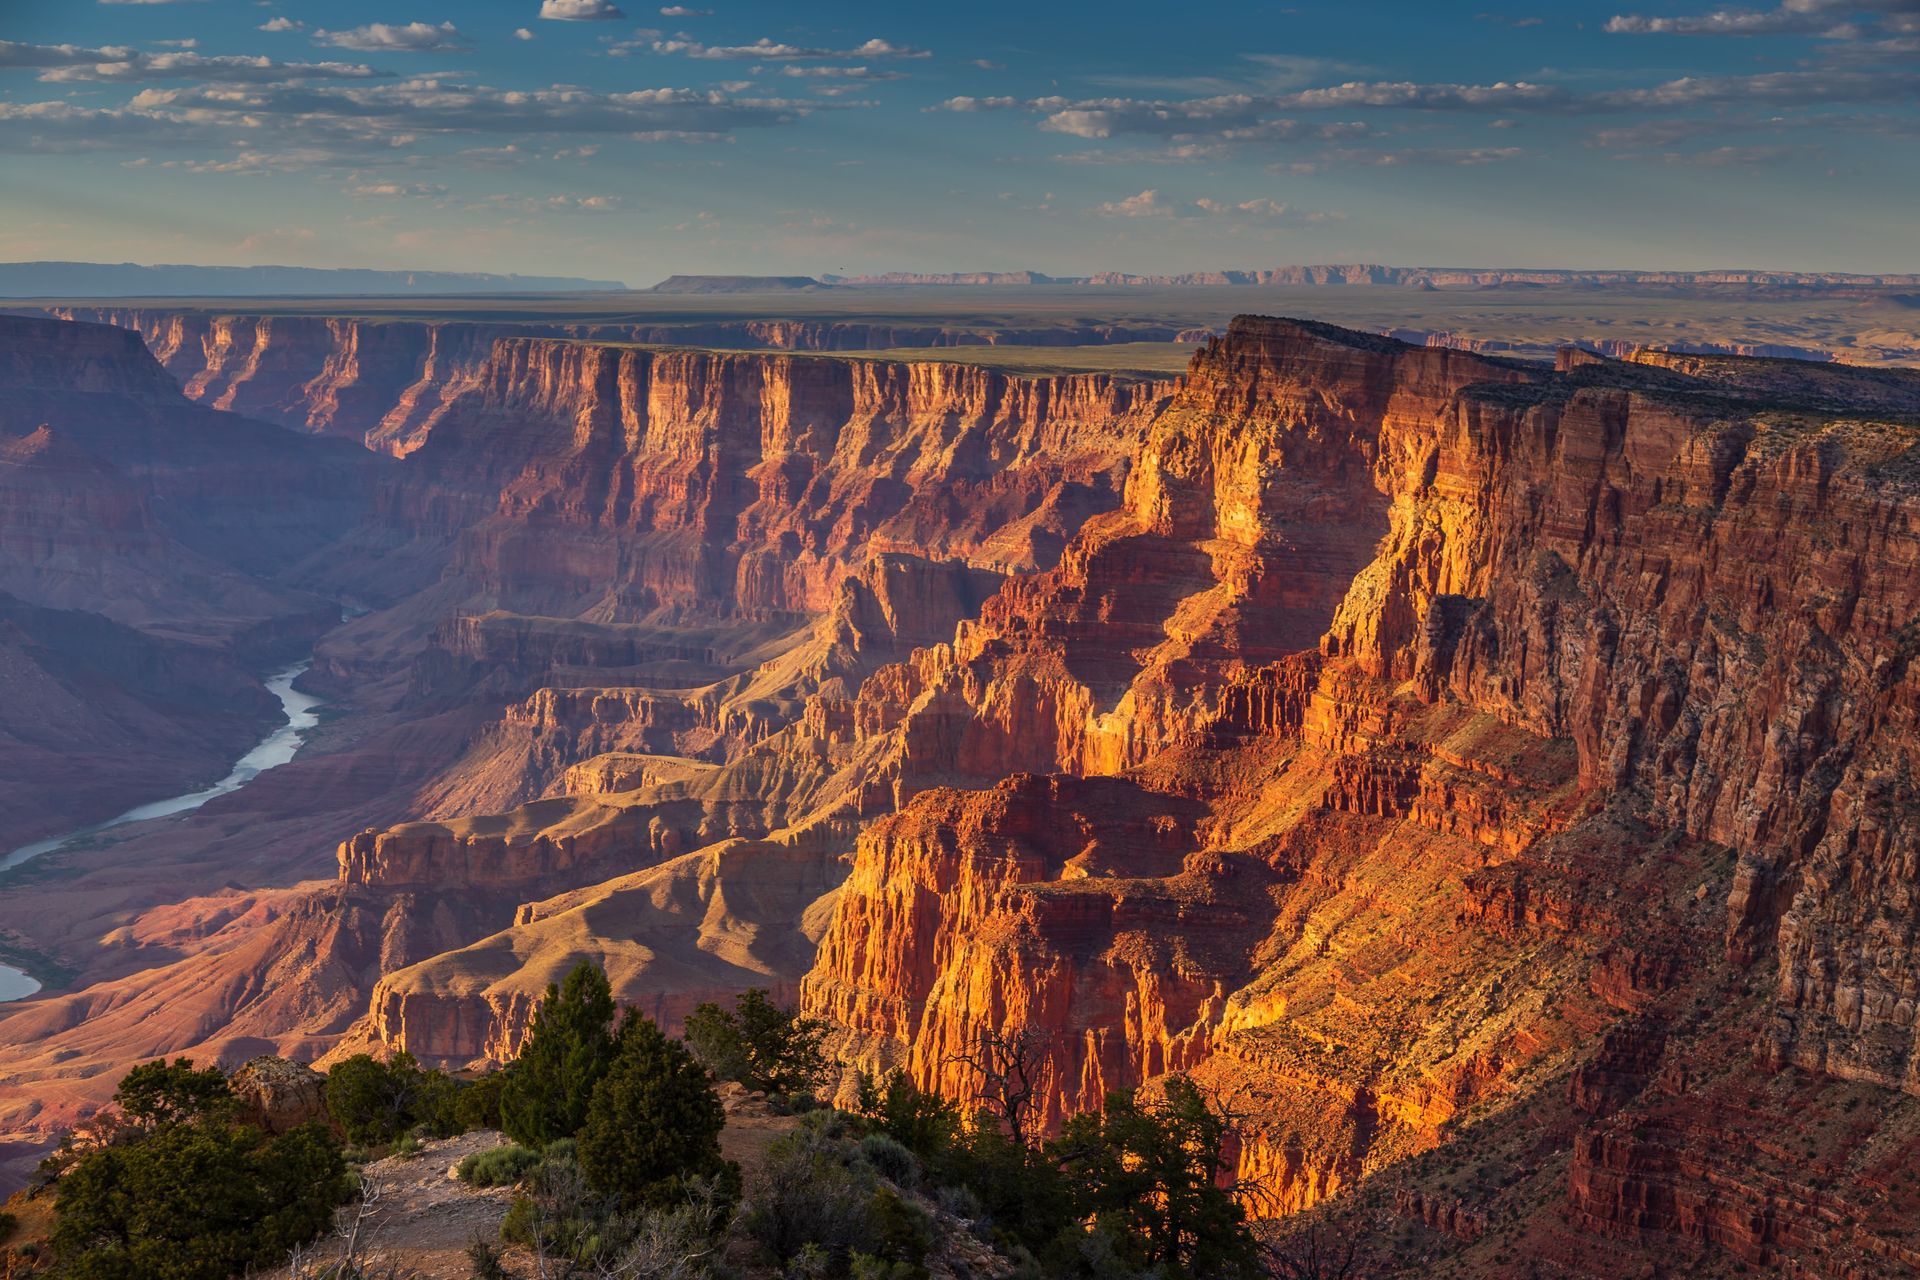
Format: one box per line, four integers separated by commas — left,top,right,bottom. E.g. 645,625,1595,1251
822,271,1068,286
646,274,834,294
775,265,1920,292
0,261,628,299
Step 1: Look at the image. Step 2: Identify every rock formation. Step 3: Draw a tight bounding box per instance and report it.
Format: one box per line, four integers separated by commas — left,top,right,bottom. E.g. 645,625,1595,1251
800,318,1920,1271
229,1055,329,1134
26,309,1191,453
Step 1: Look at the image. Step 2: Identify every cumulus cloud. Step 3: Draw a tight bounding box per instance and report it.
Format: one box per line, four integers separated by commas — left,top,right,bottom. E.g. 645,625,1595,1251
937,83,1571,144
0,39,386,83
649,36,929,59
539,0,626,19
1607,0,1850,35
1606,0,1920,36
0,78,827,165
659,5,712,13
259,17,303,32
777,65,904,80
349,181,450,198
314,22,470,53
473,192,623,213
938,61,1920,155
1278,146,1527,172
515,28,536,40
1092,188,1336,224
1597,66,1920,106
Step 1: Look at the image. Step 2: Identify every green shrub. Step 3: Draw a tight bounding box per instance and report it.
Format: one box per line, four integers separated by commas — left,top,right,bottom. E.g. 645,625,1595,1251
499,962,619,1147
851,1252,924,1280
856,1070,962,1163
576,1012,736,1211
740,1127,932,1278
111,1058,234,1128
683,988,827,1097
856,1133,920,1189
457,1144,541,1188
48,1060,350,1279
466,1235,513,1280
454,1071,507,1132
933,1183,983,1222
325,1052,460,1146
53,1118,348,1280
0,1210,17,1243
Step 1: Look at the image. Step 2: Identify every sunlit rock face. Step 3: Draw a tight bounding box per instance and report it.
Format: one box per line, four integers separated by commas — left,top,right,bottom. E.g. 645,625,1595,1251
35,308,1190,455
801,317,1920,1269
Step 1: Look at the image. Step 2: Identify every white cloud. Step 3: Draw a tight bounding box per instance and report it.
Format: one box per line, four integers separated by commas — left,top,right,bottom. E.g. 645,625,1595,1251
659,5,712,13
649,36,929,59
777,65,904,80
258,17,303,32
515,27,536,40
314,22,470,53
1092,188,1337,224
540,0,626,19
1278,146,1527,172
349,181,450,198
0,40,386,83
472,192,623,213
1095,188,1171,217
0,78,828,165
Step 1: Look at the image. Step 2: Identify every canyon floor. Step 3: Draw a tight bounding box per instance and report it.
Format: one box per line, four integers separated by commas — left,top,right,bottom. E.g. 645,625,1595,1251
0,287,1917,1276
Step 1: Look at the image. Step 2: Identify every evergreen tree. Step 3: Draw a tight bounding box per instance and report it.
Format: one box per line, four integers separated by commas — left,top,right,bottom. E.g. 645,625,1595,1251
51,1063,348,1280
109,1058,235,1129
1052,1076,1260,1280
683,987,827,1096
499,961,619,1146
576,1011,735,1210
325,1051,419,1144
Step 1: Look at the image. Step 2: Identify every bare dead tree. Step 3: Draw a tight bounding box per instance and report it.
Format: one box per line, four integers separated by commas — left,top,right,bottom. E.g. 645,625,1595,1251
284,1176,411,1280
1263,1223,1359,1280
1194,1077,1289,1218
947,1026,1049,1148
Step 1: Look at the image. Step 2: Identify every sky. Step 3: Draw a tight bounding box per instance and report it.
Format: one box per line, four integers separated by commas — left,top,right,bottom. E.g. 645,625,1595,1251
1,0,1917,283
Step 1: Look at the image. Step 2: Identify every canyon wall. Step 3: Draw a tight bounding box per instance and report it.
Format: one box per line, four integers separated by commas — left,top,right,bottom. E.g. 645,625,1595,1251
799,317,1920,1271
416,339,1166,621
26,308,1191,453
249,340,1173,1067
0,315,379,839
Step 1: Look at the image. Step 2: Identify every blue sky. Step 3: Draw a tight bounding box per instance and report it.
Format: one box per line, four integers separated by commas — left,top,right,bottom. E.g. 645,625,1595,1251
2,0,1916,282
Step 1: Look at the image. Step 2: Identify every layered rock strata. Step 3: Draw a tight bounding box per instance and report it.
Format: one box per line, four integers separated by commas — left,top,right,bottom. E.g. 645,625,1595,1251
27,309,1190,452
799,317,1920,1273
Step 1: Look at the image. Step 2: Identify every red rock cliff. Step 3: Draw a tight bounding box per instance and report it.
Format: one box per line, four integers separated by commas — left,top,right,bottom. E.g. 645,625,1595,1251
801,316,1920,1270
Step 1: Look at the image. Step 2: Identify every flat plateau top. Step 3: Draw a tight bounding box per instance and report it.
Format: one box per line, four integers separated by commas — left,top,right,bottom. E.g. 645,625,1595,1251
11,282,1917,367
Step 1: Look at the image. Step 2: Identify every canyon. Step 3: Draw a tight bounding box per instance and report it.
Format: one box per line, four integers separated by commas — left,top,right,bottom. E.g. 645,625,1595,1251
0,305,1917,1277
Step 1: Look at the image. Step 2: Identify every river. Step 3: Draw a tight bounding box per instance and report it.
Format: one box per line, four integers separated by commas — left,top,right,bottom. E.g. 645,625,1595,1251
0,661,324,1003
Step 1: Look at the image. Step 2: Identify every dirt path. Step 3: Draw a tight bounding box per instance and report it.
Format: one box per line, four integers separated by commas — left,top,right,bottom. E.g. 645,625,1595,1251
284,1130,518,1280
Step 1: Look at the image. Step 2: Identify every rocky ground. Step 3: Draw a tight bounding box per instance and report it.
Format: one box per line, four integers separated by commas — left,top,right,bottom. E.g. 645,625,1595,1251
277,1089,1012,1280
285,1130,520,1280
